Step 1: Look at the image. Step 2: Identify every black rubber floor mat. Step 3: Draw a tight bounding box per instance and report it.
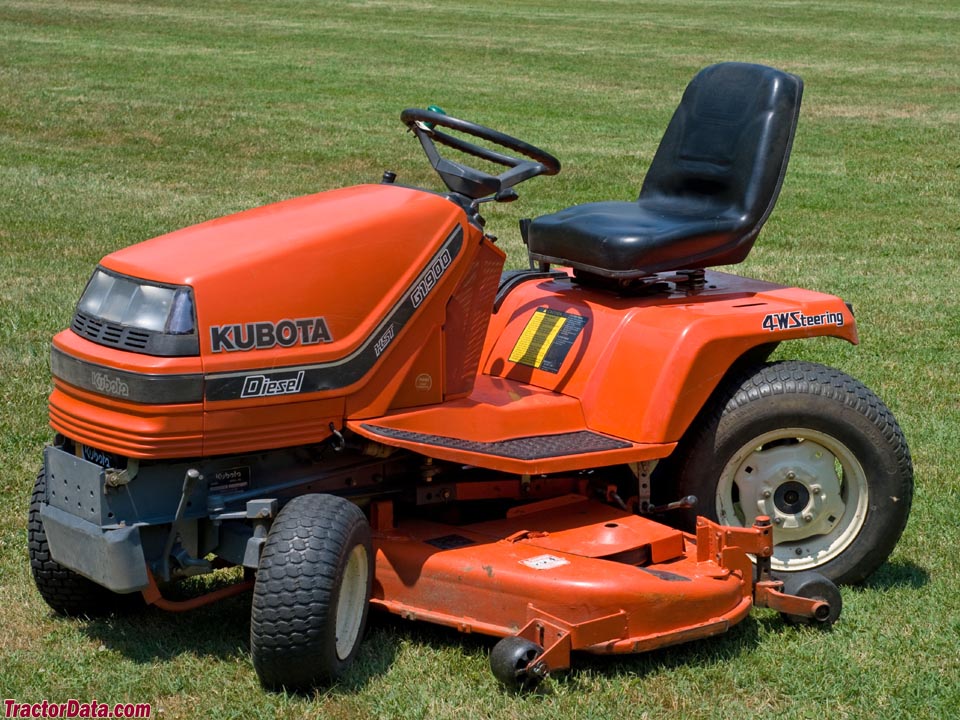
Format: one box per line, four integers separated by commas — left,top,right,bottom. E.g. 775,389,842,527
360,424,631,460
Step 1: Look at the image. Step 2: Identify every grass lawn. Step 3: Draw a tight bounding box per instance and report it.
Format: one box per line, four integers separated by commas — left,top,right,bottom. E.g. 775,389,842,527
1,0,958,718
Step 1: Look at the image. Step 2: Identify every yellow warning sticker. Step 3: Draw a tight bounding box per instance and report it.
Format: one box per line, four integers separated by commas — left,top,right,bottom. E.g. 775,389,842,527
508,308,588,373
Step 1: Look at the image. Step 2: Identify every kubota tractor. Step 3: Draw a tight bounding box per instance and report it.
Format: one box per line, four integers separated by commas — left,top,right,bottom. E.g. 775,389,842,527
29,62,912,690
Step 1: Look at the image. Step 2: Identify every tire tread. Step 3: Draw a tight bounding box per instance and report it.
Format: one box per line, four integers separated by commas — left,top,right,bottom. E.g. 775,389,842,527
672,360,913,585
250,494,371,690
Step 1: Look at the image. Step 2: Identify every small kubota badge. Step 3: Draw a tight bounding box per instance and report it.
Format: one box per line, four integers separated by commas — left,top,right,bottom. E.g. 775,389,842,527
209,317,333,352
762,310,845,332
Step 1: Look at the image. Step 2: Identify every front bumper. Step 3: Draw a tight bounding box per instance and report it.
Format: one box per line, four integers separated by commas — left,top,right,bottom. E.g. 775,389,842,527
41,446,148,593
39,504,147,593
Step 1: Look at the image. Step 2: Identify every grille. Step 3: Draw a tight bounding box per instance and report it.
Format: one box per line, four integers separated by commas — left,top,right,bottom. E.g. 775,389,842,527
72,311,154,352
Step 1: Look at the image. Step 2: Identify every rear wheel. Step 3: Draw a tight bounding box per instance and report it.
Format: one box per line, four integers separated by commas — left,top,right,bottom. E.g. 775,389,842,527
250,494,373,690
672,361,913,585
29,468,140,616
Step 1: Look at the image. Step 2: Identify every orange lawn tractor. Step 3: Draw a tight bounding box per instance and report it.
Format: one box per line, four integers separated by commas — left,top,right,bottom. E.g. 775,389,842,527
30,62,913,690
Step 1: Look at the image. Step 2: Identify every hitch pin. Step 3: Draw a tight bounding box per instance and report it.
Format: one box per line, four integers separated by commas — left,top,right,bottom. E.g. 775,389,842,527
329,423,346,452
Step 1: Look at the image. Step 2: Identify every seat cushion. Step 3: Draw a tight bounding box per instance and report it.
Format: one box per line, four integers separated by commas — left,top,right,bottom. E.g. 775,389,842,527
527,63,802,279
527,199,746,278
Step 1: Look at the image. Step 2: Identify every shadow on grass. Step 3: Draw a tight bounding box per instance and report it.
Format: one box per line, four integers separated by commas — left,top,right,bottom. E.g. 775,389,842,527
359,607,765,696
860,558,929,590
80,591,252,665
565,613,764,688
76,558,928,696
79,584,401,694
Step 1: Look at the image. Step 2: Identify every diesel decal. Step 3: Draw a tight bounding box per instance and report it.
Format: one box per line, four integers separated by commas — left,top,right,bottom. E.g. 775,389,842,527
411,249,452,308
91,370,130,398
240,370,305,398
762,310,845,332
373,323,395,357
210,317,333,353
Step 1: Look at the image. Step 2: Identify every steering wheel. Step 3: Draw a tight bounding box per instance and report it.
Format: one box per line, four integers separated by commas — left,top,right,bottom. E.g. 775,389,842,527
401,108,561,200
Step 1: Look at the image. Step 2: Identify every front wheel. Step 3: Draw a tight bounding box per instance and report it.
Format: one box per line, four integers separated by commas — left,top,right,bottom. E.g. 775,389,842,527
250,494,373,690
672,360,913,585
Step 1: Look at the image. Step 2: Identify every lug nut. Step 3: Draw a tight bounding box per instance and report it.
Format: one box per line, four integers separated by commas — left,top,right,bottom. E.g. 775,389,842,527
811,484,822,495
803,513,813,522
787,471,796,480
762,490,772,499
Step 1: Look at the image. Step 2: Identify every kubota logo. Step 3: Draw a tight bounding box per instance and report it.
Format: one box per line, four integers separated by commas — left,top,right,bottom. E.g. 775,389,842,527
210,317,333,353
91,371,129,398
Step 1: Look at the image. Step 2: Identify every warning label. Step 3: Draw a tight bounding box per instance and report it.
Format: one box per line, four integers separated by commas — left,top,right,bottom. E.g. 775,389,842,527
508,308,588,373
520,554,570,570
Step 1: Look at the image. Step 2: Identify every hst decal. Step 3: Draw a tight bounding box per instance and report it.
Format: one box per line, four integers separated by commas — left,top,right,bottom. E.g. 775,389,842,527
373,323,396,358
210,317,333,353
762,310,844,332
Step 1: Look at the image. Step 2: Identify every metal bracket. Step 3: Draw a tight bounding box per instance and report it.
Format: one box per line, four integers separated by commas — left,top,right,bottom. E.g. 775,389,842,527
103,459,139,493
242,499,278,568
629,460,657,512
754,582,831,621
158,468,201,582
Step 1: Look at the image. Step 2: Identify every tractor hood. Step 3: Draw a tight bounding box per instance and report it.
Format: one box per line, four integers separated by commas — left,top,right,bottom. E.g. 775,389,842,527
99,184,466,368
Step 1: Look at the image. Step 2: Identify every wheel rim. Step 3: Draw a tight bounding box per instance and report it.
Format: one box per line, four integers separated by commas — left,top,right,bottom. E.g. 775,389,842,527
716,428,869,572
335,544,369,660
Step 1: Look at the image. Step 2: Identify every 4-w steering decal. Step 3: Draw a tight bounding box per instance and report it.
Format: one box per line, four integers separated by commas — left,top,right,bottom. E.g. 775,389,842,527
762,310,845,332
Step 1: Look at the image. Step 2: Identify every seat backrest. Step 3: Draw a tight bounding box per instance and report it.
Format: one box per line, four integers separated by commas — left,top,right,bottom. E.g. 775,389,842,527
640,62,803,241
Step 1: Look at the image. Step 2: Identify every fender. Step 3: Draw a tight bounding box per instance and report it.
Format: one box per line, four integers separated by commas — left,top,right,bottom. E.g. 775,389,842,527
483,270,857,445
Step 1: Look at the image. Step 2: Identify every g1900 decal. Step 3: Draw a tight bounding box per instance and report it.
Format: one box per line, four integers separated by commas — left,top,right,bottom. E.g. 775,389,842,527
210,317,333,353
762,310,844,332
411,249,452,308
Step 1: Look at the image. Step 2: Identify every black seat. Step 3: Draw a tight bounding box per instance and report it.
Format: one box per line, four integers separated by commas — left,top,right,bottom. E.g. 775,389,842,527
527,63,803,279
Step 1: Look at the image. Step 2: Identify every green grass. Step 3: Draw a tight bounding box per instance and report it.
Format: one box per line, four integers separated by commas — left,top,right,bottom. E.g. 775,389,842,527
2,0,959,717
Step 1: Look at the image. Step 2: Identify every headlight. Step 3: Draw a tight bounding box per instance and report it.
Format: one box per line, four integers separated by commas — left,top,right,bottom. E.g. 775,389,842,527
72,269,199,356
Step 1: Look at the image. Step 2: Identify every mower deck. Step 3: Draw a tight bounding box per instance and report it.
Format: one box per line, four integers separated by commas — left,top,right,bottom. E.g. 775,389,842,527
370,495,757,668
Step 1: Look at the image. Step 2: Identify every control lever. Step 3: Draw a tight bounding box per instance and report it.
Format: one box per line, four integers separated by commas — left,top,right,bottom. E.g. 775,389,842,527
471,188,519,209
645,495,698,514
